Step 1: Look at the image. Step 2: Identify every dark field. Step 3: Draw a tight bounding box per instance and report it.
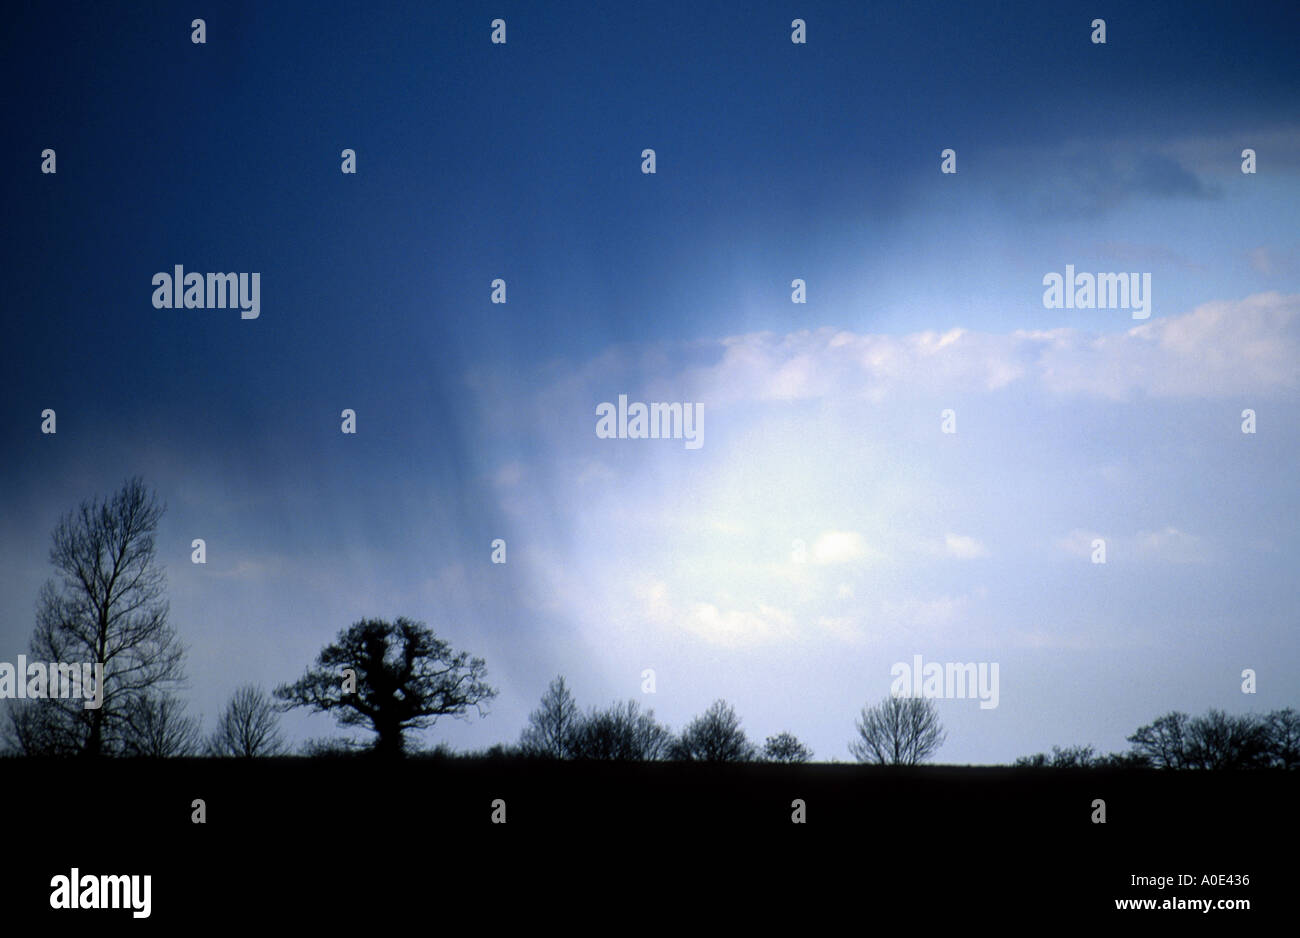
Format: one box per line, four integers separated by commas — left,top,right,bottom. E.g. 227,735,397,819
8,759,1292,925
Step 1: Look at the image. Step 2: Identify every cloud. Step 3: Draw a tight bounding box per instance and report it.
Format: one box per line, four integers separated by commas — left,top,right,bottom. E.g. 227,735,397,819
631,578,798,647
990,142,1219,220
685,601,795,646
1035,292,1300,399
944,533,989,559
686,292,1300,404
978,125,1300,222
1161,125,1300,176
811,530,877,565
468,295,1300,458
461,290,1295,659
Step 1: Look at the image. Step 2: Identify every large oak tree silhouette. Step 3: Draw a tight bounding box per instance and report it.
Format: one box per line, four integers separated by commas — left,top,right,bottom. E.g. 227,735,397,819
275,617,496,757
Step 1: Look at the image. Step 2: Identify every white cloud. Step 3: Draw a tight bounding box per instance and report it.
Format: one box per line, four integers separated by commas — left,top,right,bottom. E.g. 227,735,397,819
944,533,989,559
811,530,874,565
686,292,1300,404
685,601,795,646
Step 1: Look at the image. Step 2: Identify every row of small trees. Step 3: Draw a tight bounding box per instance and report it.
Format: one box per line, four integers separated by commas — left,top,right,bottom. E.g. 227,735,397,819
514,676,818,763
1017,708,1300,770
511,676,954,765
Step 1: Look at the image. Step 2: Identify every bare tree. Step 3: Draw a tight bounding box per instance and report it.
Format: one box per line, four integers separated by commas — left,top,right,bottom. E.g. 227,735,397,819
275,617,497,758
209,684,287,757
670,699,756,762
763,731,813,764
1,700,57,756
3,477,186,756
518,675,581,759
1129,709,1277,770
570,700,672,761
850,696,946,766
1126,712,1191,769
1265,708,1300,770
1185,709,1269,770
120,693,202,757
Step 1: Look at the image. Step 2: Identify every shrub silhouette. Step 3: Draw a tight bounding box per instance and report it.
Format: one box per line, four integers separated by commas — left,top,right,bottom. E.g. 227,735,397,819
763,731,813,763
569,700,672,761
670,700,756,762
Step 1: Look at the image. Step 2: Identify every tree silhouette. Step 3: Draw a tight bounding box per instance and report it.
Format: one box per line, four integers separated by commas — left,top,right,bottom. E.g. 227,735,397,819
569,700,672,761
1266,708,1300,769
1184,709,1269,770
209,684,286,757
670,699,756,762
120,692,202,757
518,675,581,759
1019,706,1300,770
274,617,496,757
1126,712,1191,769
763,731,813,763
2,477,186,756
850,695,946,765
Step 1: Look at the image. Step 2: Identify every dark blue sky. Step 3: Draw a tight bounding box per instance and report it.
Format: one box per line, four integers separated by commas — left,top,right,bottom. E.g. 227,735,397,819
3,1,1298,759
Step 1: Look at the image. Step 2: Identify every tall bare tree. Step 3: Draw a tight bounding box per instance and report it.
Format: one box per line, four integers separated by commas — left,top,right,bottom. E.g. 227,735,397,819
275,617,497,758
850,695,946,766
518,675,581,759
209,684,287,757
4,477,186,756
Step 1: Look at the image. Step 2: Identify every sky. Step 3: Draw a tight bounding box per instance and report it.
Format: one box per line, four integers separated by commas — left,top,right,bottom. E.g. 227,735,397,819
2,0,1298,762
